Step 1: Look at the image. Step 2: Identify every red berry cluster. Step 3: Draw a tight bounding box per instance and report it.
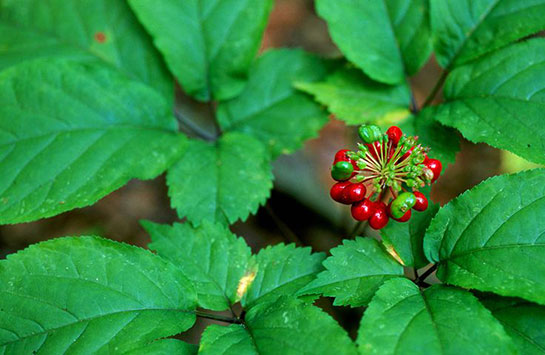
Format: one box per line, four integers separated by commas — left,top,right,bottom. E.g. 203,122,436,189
329,125,442,230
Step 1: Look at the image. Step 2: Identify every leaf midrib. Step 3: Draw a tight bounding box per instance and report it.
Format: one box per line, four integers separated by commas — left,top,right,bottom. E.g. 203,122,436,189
498,318,545,352
444,0,501,69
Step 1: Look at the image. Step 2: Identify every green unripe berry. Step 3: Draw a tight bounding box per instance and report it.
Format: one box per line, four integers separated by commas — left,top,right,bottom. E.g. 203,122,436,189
358,124,382,143
390,192,416,218
331,161,353,181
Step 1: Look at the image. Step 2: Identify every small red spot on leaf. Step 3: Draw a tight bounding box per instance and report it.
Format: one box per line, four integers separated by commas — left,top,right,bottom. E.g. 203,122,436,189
94,32,107,43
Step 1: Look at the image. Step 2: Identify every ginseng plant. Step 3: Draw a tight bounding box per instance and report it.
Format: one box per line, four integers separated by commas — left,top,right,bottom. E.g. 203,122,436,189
0,0,545,354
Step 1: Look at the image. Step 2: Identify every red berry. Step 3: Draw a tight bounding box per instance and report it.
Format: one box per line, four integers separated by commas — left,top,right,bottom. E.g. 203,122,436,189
351,198,374,221
369,202,389,229
334,149,350,163
330,182,352,204
425,159,442,182
342,183,367,203
333,149,358,171
399,146,414,162
386,126,402,146
413,191,428,211
366,141,382,160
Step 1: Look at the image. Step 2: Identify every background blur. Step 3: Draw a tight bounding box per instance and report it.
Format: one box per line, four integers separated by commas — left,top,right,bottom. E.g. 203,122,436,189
0,0,540,340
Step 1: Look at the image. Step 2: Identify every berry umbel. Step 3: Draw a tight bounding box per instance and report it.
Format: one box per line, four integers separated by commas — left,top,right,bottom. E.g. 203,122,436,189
330,124,442,230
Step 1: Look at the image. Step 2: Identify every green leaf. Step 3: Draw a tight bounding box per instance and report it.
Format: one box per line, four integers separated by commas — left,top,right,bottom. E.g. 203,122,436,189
357,278,516,354
199,324,256,355
413,107,460,165
381,202,439,268
200,298,357,355
217,49,330,158
295,65,411,125
479,294,545,354
424,169,545,305
129,0,273,101
298,238,404,307
316,0,432,84
0,0,171,99
143,221,252,311
0,237,197,354
126,339,197,355
166,132,272,225
431,0,545,69
435,39,545,165
241,243,325,309
0,60,185,224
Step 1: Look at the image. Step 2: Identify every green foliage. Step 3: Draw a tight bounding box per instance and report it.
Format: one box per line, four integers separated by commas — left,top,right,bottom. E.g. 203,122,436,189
241,243,326,309
0,60,185,224
166,132,272,225
381,201,439,268
199,324,256,355
129,0,273,102
143,221,252,311
0,237,197,354
315,0,431,84
144,221,325,310
0,0,171,99
217,49,330,158
479,294,545,354
357,278,516,354
431,0,545,69
2,0,545,353
413,108,460,165
425,169,545,305
435,39,545,165
299,238,404,307
125,339,197,355
200,298,357,355
296,65,411,125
